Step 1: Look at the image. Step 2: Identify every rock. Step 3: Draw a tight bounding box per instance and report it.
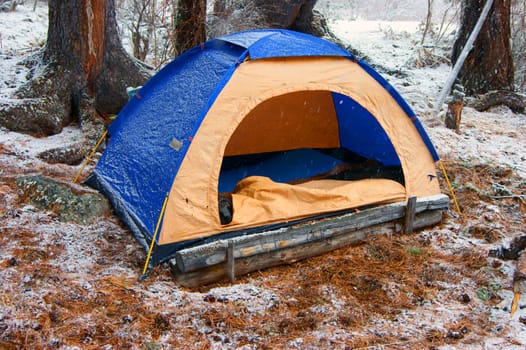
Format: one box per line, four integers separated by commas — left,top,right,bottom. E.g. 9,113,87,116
38,145,87,165
15,175,110,224
458,293,471,303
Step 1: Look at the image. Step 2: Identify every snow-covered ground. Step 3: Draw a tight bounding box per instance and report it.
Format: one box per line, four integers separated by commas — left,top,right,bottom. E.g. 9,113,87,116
0,3,47,100
330,19,526,178
0,3,525,349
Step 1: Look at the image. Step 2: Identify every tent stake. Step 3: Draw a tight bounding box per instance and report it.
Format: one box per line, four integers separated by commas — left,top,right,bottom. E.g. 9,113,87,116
141,195,169,278
73,130,108,184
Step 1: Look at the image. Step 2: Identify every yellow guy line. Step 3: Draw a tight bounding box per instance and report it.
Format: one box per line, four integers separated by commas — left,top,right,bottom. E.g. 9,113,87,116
439,159,462,215
73,130,108,183
511,291,521,318
142,195,169,275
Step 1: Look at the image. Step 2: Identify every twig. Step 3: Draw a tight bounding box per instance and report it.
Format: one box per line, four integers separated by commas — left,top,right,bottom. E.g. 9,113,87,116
434,0,495,113
489,195,526,206
353,340,416,350
489,195,525,199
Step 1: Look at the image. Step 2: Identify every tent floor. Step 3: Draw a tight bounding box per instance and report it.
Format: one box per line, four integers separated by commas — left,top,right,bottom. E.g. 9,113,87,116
169,194,449,288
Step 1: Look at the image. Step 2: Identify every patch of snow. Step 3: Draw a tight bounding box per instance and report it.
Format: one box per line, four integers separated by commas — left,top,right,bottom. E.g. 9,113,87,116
0,2,48,99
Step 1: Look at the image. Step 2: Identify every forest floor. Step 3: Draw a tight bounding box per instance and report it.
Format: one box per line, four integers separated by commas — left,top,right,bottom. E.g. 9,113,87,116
1,3,526,349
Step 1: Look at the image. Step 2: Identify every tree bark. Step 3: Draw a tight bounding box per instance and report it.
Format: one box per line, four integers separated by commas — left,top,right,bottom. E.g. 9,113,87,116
0,0,151,139
452,0,514,95
174,0,206,55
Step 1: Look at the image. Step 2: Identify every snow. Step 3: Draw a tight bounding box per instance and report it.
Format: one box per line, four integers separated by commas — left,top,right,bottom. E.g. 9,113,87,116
1,2,525,349
0,3,47,100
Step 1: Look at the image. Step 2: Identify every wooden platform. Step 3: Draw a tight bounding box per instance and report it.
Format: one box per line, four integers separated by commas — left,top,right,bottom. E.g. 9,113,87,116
170,194,449,287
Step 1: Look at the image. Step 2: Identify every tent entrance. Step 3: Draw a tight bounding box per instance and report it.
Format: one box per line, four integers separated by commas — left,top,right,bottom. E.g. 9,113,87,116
218,147,404,194
218,90,405,225
218,91,405,225
217,147,405,225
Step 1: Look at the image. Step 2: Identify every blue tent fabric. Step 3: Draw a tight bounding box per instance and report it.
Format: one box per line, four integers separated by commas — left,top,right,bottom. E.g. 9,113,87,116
218,149,344,193
332,92,401,166
219,29,353,59
87,40,245,236
86,29,440,266
356,60,440,161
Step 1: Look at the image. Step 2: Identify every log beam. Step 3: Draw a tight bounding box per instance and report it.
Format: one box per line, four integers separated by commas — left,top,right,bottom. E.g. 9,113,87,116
171,195,448,287
227,241,235,283
175,195,449,274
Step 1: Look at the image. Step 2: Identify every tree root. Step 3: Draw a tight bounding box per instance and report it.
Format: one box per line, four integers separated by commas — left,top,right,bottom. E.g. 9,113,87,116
0,54,106,146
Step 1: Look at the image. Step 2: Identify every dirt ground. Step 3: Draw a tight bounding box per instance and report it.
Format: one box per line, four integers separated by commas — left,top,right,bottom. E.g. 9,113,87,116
0,125,525,349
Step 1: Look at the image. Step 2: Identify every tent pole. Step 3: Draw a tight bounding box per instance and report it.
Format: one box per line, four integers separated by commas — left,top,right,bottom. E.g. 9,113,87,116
141,195,169,279
433,0,494,114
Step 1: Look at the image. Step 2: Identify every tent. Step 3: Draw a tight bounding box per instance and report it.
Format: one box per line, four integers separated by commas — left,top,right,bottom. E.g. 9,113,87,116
86,29,441,269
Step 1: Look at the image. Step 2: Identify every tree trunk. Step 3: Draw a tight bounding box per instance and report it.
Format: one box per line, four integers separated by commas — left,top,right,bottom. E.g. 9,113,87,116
45,0,150,114
0,0,151,139
253,0,317,31
452,0,514,95
209,0,347,49
174,0,206,55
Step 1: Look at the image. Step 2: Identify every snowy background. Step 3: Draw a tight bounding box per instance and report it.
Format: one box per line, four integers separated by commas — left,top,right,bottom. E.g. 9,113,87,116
0,2,525,349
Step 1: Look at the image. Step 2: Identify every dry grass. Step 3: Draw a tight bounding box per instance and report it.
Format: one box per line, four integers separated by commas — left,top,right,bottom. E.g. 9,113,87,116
1,157,525,348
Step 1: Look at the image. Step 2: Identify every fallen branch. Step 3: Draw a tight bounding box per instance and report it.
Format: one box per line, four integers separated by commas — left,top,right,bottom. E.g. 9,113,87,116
489,195,526,206
433,0,494,113
468,90,526,114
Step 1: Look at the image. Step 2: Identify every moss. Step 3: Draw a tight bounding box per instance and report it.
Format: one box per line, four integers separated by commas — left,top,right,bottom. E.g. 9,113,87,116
15,175,110,224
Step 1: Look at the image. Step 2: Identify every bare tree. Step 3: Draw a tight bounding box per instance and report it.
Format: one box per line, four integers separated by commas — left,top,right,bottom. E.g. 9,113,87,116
209,0,344,47
420,0,434,45
129,0,155,61
174,0,206,55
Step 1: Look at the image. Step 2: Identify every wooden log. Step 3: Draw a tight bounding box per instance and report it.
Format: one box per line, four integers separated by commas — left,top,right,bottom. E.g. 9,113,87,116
404,196,417,234
172,221,394,288
172,209,444,288
412,210,443,231
470,90,526,114
396,208,442,233
445,97,463,133
175,194,449,273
